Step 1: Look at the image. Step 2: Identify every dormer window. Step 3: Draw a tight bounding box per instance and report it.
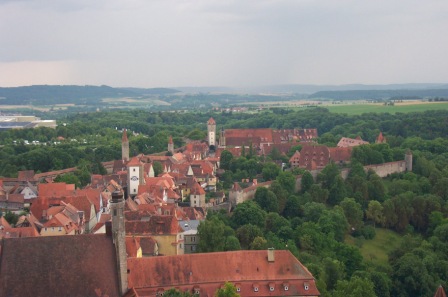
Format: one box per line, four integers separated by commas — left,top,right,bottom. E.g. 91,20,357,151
269,286,274,292
254,287,259,292
236,287,241,292
304,282,309,291
283,283,289,291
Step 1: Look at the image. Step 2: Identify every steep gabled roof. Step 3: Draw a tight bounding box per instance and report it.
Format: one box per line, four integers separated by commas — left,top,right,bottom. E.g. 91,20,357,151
0,234,120,297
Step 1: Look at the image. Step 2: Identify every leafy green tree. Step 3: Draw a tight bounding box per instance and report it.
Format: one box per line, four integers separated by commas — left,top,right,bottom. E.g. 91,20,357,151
309,184,329,204
224,236,241,251
322,258,345,291
164,288,192,297
391,253,434,297
220,150,233,170
265,212,290,233
153,161,163,177
254,187,279,213
340,198,364,231
269,181,288,213
333,276,376,297
250,236,268,250
276,171,296,194
318,162,340,190
197,217,235,252
318,208,348,242
328,176,347,206
54,173,81,189
215,282,240,297
236,224,263,249
262,162,280,181
366,200,384,228
231,201,266,229
301,171,314,193
3,211,19,226
283,195,301,218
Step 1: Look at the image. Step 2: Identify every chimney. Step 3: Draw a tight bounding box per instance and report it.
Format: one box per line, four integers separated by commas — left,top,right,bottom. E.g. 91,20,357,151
105,221,112,236
268,248,275,262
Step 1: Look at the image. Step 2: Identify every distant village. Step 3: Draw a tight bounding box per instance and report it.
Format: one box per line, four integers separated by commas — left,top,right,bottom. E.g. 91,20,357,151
0,117,414,296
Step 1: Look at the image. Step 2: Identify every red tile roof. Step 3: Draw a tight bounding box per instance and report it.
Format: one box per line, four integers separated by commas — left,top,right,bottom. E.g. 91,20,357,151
337,137,369,148
126,236,141,257
435,286,447,297
0,234,120,297
328,147,352,163
299,145,330,170
125,215,181,235
127,250,319,296
207,117,216,125
190,182,205,195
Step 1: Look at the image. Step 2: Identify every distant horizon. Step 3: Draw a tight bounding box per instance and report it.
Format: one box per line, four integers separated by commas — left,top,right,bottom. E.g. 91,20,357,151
1,82,448,89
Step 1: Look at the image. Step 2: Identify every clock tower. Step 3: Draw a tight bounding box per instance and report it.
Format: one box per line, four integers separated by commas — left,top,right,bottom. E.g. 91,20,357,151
207,117,216,147
127,156,144,197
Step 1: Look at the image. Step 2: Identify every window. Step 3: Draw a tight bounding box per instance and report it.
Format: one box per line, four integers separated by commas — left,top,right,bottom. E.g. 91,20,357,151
254,287,259,292
58,227,62,231
284,286,289,291
270,287,274,292
236,288,241,292
133,168,136,172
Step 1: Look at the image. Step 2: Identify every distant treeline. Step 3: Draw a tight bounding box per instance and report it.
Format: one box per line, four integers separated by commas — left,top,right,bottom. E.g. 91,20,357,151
0,85,179,105
309,89,448,100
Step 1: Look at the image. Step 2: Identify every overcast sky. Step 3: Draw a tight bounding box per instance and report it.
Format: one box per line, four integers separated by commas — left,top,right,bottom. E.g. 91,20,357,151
0,0,447,88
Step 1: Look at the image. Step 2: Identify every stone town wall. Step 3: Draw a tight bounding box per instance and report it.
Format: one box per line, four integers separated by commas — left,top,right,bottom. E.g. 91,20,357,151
295,160,409,191
229,181,272,207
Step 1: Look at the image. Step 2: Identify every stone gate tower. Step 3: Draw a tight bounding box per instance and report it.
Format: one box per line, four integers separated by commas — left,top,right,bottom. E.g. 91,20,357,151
122,129,129,161
110,190,128,295
168,135,174,154
207,117,216,147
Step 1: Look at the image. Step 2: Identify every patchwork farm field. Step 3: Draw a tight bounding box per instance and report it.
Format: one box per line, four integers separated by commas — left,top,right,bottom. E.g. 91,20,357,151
324,102,448,115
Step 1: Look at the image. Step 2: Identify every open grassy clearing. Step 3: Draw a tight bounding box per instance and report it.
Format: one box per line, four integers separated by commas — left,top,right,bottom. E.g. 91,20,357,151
347,228,403,265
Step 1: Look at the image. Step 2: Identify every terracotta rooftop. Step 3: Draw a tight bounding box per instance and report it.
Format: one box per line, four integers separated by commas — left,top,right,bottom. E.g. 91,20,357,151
207,117,216,125
337,137,369,148
127,250,319,296
0,234,120,297
435,285,447,297
125,215,181,235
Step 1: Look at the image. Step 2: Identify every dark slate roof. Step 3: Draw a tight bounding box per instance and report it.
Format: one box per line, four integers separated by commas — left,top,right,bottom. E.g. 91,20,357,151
0,234,120,297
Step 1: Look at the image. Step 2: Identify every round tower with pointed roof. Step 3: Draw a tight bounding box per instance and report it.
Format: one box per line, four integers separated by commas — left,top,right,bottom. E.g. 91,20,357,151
207,117,216,147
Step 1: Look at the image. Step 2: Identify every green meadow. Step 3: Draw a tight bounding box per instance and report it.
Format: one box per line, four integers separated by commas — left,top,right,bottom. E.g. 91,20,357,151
347,228,403,266
324,102,448,115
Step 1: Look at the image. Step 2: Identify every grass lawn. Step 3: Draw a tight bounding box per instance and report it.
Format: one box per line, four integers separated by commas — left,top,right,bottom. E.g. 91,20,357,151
347,228,403,265
324,102,448,115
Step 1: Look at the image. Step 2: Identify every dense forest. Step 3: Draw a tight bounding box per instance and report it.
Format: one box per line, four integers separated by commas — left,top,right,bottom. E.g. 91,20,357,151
1,108,448,296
